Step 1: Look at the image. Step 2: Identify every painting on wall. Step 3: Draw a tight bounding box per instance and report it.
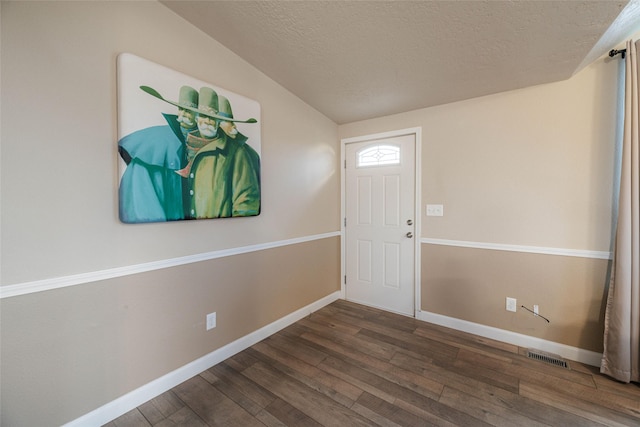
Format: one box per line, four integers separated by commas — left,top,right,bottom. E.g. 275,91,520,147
116,53,261,224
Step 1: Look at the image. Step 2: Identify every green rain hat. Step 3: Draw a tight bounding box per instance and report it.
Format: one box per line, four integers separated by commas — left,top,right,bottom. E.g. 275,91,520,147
196,87,220,118
141,85,257,124
141,85,224,119
194,89,257,123
217,96,258,124
140,85,198,110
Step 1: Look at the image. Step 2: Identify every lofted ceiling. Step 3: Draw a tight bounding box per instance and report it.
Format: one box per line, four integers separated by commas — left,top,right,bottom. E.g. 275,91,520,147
162,0,640,124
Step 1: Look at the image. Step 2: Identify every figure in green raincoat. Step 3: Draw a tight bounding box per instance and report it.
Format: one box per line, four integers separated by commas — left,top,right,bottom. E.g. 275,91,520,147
179,88,261,219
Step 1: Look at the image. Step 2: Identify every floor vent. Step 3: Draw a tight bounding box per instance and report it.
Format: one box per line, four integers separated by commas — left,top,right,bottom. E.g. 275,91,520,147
526,349,569,369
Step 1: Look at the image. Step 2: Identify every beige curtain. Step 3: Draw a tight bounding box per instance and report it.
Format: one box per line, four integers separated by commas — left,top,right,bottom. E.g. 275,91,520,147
601,39,640,383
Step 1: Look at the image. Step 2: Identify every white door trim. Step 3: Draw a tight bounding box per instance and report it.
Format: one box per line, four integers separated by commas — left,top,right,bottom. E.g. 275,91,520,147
341,127,422,316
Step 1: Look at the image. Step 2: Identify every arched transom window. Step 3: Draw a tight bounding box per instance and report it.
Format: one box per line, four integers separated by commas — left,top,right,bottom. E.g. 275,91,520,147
356,144,400,167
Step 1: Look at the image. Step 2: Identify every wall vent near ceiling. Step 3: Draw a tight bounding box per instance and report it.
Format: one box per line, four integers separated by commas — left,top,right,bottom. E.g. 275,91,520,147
526,349,569,369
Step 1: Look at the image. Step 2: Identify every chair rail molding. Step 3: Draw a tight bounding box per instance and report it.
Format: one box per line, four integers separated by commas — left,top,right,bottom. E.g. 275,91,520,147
1,232,341,299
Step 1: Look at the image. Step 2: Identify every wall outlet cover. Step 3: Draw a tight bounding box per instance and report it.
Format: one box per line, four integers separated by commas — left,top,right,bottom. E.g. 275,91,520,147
206,312,217,330
426,204,444,217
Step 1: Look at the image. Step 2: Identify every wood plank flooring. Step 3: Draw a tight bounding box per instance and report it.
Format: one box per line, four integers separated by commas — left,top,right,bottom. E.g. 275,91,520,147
105,300,640,426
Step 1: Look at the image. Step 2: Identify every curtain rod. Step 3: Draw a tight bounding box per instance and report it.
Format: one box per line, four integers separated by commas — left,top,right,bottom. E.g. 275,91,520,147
609,49,627,59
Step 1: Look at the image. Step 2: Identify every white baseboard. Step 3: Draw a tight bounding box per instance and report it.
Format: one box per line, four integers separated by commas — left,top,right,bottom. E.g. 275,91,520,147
63,291,341,427
417,310,603,367
64,294,600,426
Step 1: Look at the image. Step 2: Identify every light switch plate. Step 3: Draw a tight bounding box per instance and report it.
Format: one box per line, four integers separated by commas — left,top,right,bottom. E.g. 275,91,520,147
426,204,444,216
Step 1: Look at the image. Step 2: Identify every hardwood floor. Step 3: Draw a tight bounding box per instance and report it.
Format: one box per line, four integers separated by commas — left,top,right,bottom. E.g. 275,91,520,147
105,300,640,426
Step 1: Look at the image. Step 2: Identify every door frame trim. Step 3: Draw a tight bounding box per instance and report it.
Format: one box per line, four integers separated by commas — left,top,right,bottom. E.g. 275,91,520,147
340,127,422,316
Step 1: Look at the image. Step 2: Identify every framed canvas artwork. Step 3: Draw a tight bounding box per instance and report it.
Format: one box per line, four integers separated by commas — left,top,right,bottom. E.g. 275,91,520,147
117,53,261,223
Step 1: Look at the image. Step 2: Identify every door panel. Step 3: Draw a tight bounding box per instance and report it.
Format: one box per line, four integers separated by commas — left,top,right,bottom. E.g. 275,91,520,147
357,240,372,283
383,242,400,289
345,134,415,316
357,177,372,224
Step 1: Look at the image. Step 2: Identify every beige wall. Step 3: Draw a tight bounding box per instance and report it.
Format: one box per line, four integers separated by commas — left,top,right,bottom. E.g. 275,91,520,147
2,238,340,427
422,245,609,352
1,0,339,286
340,56,619,352
340,60,618,250
1,1,340,426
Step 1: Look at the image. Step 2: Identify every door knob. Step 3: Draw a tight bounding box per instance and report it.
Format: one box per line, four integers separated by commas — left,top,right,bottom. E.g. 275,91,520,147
406,232,413,238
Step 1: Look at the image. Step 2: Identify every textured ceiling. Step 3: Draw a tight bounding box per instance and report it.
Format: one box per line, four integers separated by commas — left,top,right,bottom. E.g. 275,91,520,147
162,0,637,124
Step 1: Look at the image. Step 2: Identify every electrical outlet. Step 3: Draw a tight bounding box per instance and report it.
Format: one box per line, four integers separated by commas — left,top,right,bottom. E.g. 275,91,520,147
206,312,217,330
506,297,517,312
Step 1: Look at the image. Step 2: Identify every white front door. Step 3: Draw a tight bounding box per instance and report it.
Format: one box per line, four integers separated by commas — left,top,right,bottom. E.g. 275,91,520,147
344,134,416,316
